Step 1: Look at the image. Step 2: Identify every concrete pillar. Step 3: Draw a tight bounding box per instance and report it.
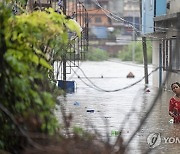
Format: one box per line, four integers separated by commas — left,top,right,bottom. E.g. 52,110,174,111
152,40,160,87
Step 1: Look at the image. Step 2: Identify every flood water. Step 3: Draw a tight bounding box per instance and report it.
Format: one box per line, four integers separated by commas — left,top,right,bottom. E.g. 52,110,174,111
55,60,180,154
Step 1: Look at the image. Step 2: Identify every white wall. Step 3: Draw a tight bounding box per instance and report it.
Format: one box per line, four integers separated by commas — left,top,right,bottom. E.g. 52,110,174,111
152,40,180,89
167,0,180,14
152,40,160,87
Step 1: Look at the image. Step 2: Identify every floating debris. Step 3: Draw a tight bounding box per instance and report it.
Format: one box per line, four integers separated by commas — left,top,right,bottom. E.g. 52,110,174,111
126,72,135,78
74,101,80,106
169,119,174,123
111,130,121,136
146,89,150,92
86,109,94,113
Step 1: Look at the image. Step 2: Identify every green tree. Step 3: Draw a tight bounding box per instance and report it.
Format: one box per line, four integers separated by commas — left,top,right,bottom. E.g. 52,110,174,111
86,47,108,61
118,41,152,64
0,2,81,151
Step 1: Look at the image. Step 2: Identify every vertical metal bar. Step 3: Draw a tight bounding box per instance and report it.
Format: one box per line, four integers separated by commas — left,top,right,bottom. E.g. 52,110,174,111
74,41,76,66
69,44,72,74
86,12,89,52
76,0,78,20
85,6,88,58
132,12,135,62
139,0,148,84
159,43,162,88
82,6,85,60
154,0,156,32
62,0,66,87
165,40,168,69
80,3,83,60
67,0,69,15
75,0,78,65
77,1,79,65
61,60,63,80
162,40,165,70
62,56,66,81
169,39,172,70
63,0,66,14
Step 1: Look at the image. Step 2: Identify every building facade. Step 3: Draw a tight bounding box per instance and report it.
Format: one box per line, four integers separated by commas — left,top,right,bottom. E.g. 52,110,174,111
123,0,140,35
142,0,180,88
82,0,111,39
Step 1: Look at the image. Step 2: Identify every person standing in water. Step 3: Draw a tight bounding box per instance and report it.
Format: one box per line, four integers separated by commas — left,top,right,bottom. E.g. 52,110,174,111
169,82,180,123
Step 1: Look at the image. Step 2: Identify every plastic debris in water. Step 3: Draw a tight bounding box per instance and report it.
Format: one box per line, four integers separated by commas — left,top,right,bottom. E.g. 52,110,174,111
126,72,135,78
86,109,94,113
74,101,80,106
105,117,111,118
169,119,174,123
146,89,150,92
111,130,121,136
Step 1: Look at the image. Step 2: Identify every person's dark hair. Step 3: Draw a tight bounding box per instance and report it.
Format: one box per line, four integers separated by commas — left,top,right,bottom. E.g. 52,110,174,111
171,82,180,90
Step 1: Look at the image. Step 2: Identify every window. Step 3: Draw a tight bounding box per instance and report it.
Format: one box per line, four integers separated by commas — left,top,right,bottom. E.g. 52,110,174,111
95,17,102,23
162,38,180,71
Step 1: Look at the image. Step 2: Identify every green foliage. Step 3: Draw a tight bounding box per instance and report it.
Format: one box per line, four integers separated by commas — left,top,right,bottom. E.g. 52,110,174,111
73,126,94,140
0,2,81,151
118,41,152,64
65,19,82,37
73,126,84,136
86,47,108,61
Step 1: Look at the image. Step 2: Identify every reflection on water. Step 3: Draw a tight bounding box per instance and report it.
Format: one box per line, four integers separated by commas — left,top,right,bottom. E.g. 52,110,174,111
55,60,180,154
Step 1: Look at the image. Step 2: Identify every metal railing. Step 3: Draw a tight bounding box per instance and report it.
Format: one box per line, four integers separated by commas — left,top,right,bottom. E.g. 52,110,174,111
62,0,88,79
28,0,88,80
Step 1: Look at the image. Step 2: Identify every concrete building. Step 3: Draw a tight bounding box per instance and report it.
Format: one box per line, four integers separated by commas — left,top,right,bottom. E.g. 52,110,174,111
109,0,124,27
123,0,140,35
82,0,111,39
142,0,180,88
82,0,140,53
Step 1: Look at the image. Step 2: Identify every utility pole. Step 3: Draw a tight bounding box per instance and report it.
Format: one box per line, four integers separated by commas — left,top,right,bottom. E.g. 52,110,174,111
139,0,149,84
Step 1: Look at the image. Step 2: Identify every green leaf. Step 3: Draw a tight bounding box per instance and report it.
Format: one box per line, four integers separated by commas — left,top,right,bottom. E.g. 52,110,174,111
4,54,27,73
29,53,39,65
39,58,52,70
65,19,81,37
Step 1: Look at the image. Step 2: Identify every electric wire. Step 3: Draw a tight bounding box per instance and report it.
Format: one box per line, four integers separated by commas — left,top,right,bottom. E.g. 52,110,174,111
92,0,168,41
13,0,177,41
69,61,160,93
122,64,171,153
92,0,179,33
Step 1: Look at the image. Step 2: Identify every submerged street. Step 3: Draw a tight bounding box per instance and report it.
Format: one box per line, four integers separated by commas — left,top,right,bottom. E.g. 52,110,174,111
56,60,180,154
1,0,180,153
